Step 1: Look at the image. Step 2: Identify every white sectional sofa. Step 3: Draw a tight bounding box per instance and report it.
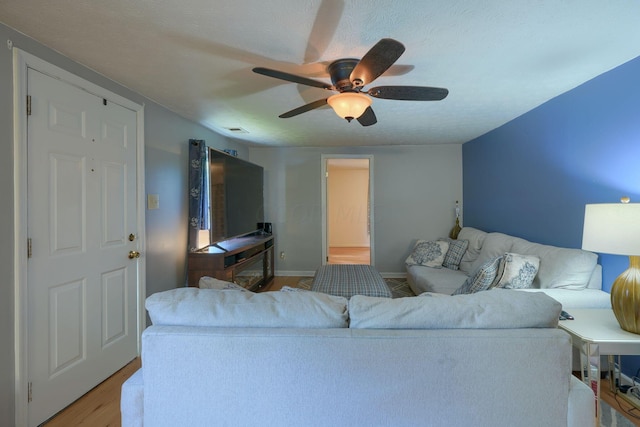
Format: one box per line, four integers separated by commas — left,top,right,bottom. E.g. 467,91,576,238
407,227,611,310
121,287,594,427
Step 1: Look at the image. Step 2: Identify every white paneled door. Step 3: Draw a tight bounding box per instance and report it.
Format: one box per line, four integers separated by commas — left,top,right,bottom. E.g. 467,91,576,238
27,68,139,426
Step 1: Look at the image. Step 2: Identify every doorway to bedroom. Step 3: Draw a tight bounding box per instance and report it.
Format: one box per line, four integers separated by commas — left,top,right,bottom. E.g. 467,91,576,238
321,155,374,266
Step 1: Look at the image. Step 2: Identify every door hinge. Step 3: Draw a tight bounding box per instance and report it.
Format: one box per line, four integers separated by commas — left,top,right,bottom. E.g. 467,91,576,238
28,382,32,403
27,238,32,258
26,95,32,116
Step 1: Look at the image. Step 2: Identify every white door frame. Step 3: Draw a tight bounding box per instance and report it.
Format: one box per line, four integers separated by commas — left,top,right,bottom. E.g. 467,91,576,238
12,48,146,426
321,154,375,266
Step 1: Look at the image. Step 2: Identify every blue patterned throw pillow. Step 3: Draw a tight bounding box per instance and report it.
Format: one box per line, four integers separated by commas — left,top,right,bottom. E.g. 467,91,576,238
439,238,469,271
406,240,449,268
494,253,540,289
453,256,503,295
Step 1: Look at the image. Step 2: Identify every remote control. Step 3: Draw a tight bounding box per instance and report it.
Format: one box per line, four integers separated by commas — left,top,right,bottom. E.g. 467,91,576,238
560,310,574,320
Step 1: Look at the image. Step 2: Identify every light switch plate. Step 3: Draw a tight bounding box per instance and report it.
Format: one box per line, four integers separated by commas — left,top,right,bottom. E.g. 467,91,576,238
147,194,159,210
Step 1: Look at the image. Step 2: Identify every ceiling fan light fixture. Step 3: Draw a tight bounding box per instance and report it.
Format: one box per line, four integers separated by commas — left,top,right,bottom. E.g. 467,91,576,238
327,92,372,122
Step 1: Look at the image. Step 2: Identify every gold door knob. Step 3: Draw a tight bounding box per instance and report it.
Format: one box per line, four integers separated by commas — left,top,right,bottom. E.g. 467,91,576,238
128,251,140,259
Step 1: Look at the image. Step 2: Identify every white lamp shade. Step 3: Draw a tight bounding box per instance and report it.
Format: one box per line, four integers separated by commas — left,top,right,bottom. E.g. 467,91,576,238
582,203,640,255
327,92,372,120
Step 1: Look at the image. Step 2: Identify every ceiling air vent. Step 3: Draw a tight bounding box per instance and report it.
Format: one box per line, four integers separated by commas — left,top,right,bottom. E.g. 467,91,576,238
225,127,249,134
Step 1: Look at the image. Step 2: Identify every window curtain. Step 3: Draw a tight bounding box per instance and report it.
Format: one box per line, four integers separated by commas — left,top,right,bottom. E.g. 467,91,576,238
188,139,209,252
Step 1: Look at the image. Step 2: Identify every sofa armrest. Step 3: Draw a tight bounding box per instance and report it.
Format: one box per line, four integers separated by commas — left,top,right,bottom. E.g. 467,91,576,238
121,368,144,427
567,376,595,427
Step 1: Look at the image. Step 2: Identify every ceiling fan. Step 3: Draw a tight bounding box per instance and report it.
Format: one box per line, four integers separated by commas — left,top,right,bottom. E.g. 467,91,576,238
252,38,449,126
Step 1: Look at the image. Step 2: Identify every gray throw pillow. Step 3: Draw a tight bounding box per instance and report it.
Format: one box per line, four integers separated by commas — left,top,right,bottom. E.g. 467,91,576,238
453,256,503,295
439,238,469,271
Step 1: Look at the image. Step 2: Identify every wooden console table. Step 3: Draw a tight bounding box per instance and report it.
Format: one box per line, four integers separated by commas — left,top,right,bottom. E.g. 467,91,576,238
187,232,274,291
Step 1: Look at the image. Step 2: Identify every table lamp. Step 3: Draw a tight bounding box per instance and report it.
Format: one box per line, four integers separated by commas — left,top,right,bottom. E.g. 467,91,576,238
582,199,640,333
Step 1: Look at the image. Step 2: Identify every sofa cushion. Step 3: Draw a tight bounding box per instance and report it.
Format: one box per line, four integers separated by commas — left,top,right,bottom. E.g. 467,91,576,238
494,253,540,289
453,256,503,295
439,238,469,271
457,227,487,274
515,288,611,309
470,232,514,274
146,288,349,328
510,238,597,290
407,265,468,295
406,240,449,267
349,289,561,329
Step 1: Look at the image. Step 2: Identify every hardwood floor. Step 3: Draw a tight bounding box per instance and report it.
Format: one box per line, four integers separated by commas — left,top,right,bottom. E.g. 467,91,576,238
328,246,370,264
43,357,140,426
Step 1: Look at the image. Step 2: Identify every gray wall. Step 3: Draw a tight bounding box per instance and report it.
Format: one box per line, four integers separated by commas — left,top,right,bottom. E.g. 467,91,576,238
0,22,242,425
141,103,243,295
250,144,462,276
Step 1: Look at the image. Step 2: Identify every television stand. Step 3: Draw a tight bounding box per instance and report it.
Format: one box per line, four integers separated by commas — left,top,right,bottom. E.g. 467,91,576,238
187,232,274,291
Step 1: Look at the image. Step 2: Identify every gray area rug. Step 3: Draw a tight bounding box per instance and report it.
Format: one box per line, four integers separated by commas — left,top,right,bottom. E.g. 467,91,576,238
296,277,416,298
297,277,637,426
601,400,637,427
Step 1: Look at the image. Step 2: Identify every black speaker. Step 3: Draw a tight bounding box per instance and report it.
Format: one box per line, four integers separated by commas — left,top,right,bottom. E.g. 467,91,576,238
257,222,272,234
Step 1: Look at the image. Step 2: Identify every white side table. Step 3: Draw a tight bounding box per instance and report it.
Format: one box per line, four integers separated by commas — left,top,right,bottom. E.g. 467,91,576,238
558,308,640,424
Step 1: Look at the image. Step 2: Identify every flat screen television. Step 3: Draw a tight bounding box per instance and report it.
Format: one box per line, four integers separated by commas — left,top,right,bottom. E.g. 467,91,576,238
208,148,264,243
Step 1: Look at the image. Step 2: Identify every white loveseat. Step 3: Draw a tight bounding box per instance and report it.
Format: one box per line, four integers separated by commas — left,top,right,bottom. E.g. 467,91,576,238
121,287,594,427
407,227,611,309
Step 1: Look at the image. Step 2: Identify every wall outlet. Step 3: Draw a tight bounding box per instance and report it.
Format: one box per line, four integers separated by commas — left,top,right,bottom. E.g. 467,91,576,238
280,251,285,260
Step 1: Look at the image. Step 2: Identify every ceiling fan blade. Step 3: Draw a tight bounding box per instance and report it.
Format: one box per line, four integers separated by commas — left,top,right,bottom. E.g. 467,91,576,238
367,86,449,101
304,0,345,63
357,107,377,126
279,98,329,118
350,38,405,86
382,64,415,77
253,67,334,90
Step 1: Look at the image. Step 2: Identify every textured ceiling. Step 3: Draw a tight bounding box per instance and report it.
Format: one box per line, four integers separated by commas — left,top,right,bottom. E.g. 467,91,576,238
2,0,640,147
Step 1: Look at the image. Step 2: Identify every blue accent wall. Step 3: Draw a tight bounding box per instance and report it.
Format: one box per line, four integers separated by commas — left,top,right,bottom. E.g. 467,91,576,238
463,55,640,374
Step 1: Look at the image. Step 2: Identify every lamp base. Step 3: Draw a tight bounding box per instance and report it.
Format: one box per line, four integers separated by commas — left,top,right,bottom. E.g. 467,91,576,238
610,256,640,334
